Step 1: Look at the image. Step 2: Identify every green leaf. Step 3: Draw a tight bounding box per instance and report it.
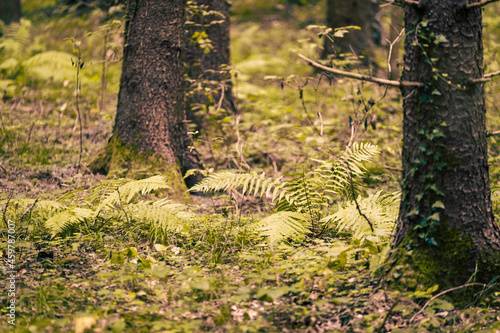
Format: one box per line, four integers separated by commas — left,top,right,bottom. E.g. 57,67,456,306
427,213,440,222
435,34,448,44
431,201,445,210
406,208,419,217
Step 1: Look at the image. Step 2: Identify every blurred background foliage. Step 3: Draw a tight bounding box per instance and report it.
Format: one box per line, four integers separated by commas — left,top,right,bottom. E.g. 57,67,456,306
0,0,498,196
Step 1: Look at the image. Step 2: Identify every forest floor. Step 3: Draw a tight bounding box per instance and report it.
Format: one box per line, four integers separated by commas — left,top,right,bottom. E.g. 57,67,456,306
1,1,500,332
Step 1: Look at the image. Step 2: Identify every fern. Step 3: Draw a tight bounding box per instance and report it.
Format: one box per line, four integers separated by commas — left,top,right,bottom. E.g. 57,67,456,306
253,212,310,244
0,198,65,212
320,191,399,243
44,207,95,237
127,199,195,233
189,143,383,245
96,175,170,211
190,170,284,199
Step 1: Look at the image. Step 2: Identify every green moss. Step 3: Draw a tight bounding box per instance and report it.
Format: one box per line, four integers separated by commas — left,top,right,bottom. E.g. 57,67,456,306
381,223,500,303
89,135,191,203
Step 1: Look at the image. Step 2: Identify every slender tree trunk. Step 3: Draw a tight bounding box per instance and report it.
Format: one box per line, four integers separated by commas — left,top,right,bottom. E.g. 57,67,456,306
184,0,237,129
107,0,203,189
0,0,21,26
322,0,379,59
395,0,500,288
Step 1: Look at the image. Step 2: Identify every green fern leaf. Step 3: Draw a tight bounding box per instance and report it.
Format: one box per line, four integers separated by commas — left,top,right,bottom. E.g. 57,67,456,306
44,207,95,237
321,191,398,243
96,175,170,211
254,211,310,244
190,170,283,198
126,199,195,240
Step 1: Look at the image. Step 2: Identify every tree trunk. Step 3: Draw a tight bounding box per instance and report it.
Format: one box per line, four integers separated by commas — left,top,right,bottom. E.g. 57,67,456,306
322,0,379,59
184,0,237,129
0,0,21,26
394,0,500,289
103,0,203,190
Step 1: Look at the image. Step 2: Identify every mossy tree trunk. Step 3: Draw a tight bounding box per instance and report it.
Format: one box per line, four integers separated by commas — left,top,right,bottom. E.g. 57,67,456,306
98,0,203,191
184,0,237,130
394,0,500,289
0,0,21,26
322,0,379,59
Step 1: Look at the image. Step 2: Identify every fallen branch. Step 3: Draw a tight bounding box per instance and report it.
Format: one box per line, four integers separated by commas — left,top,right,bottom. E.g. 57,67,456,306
466,0,499,8
298,54,423,88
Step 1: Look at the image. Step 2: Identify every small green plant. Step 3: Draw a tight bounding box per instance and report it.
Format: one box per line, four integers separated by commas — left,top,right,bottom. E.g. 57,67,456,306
1,175,196,241
191,142,399,245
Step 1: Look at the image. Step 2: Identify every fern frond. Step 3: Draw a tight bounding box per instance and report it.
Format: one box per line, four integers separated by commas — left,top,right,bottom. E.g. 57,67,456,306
0,198,65,212
44,207,95,237
96,175,170,211
190,170,284,199
254,212,310,244
86,178,132,206
126,200,196,240
276,143,380,215
321,191,398,243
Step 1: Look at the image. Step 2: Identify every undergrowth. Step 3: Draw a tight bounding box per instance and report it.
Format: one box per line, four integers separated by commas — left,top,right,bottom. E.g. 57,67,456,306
0,0,499,332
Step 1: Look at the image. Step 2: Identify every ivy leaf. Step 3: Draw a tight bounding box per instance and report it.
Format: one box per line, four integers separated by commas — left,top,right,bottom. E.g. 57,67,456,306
435,34,449,44
428,237,438,246
428,213,440,221
432,201,445,210
406,208,419,217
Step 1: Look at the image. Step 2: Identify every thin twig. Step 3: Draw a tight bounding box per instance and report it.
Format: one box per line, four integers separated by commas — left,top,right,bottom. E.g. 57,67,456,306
466,0,499,8
344,134,375,233
116,188,131,228
2,191,14,228
384,165,403,172
377,298,400,333
409,283,487,323
298,54,423,88
344,157,375,233
387,28,405,77
379,0,420,7
470,70,500,83
74,43,84,173
19,199,38,221
487,130,500,137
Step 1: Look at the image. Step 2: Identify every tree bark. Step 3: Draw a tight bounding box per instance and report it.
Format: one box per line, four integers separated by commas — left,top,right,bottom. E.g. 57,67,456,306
322,0,379,59
395,0,500,288
0,0,21,26
108,0,203,189
184,0,237,129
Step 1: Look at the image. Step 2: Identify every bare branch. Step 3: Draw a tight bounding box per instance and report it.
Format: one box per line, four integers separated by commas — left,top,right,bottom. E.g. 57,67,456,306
410,283,487,323
470,70,500,83
298,54,423,88
487,130,500,137
466,0,499,8
379,0,420,7
387,28,405,77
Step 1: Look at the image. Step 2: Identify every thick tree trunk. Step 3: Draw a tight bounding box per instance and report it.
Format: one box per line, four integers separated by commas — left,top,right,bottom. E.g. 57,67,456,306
0,0,21,26
395,0,500,288
109,0,203,189
184,0,237,129
322,0,379,59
